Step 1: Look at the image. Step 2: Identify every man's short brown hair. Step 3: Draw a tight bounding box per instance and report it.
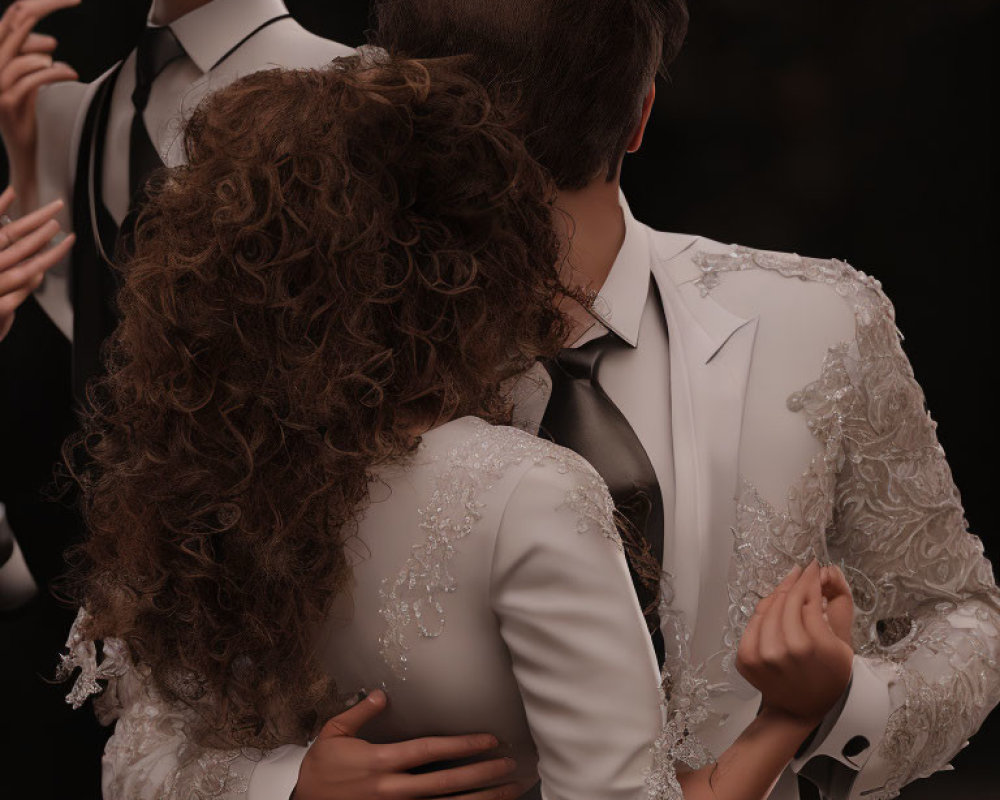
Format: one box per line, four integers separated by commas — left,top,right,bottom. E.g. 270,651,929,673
374,0,689,190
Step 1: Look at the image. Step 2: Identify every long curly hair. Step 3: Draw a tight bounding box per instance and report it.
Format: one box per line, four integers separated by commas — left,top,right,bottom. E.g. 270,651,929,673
65,54,568,748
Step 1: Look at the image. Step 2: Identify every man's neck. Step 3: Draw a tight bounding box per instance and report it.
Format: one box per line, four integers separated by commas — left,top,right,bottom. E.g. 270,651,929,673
150,0,214,26
552,176,626,344
553,177,626,299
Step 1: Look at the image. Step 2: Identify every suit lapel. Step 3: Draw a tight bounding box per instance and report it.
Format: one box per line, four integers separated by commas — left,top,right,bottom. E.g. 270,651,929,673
32,73,112,340
649,231,758,667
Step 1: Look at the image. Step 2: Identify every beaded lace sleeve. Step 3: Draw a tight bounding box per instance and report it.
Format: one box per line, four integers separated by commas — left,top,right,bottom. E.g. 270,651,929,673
696,247,1000,799
810,279,1000,797
59,609,258,799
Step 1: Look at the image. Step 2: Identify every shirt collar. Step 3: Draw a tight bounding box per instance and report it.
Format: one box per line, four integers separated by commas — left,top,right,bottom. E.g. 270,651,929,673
152,0,290,74
588,194,651,347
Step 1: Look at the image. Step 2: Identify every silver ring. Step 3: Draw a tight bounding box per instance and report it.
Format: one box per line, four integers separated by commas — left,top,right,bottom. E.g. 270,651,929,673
0,214,13,227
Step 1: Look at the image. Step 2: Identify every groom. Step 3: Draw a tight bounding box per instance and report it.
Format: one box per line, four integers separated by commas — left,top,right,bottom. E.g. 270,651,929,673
285,2,1000,799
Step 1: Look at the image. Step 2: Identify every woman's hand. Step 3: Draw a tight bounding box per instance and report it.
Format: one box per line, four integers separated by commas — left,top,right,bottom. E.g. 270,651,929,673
0,186,74,340
736,559,855,726
821,562,855,648
293,690,532,800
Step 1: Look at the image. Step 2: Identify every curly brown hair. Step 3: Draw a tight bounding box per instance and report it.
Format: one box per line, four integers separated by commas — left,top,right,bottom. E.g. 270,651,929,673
65,54,569,748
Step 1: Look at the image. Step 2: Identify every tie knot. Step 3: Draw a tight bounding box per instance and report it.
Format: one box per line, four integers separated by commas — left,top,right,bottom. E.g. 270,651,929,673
549,331,625,381
132,26,185,111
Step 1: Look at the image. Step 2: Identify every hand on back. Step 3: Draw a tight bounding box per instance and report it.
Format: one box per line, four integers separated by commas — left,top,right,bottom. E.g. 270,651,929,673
293,690,534,800
736,559,855,725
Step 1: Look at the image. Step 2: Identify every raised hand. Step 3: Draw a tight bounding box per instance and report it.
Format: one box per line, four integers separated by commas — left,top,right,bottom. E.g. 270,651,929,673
736,560,855,725
0,0,80,203
292,689,534,800
0,185,74,340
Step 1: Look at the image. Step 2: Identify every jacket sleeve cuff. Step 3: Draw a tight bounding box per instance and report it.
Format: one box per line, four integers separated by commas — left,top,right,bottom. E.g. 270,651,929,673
790,656,895,799
247,744,309,800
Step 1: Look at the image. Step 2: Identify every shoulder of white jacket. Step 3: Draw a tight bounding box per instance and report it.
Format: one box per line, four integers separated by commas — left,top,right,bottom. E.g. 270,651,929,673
650,228,890,334
223,17,355,71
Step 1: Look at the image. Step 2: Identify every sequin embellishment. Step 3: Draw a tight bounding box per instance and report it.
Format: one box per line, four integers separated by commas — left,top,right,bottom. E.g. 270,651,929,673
689,246,1000,798
378,419,622,678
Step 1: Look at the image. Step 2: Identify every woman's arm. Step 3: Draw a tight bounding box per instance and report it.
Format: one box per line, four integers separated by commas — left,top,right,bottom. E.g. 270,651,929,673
490,451,854,800
490,455,665,800
679,708,817,800
678,562,856,800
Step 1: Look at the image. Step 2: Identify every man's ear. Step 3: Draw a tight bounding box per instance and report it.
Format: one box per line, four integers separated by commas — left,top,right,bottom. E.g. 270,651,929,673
626,82,656,154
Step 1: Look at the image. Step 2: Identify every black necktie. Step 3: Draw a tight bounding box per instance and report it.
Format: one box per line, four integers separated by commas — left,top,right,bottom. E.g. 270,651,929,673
539,332,666,664
129,26,185,203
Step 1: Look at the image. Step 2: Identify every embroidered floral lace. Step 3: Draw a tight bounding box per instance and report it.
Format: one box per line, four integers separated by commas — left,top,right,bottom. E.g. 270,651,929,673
645,587,715,799
59,609,257,798
378,420,623,678
692,246,1000,798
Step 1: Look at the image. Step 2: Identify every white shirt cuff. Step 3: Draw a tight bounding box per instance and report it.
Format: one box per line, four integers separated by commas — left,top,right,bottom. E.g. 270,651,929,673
247,744,308,800
790,656,894,799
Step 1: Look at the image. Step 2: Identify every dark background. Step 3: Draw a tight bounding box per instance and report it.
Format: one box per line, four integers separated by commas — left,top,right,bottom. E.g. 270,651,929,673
0,0,995,797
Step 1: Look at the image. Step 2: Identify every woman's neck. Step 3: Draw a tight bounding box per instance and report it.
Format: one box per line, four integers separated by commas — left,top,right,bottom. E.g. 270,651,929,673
149,0,214,26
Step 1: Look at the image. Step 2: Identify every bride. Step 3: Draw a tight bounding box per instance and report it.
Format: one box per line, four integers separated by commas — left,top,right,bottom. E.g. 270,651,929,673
60,54,855,800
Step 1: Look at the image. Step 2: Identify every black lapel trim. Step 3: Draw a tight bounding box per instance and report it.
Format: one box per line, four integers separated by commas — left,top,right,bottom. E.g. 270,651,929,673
211,14,293,71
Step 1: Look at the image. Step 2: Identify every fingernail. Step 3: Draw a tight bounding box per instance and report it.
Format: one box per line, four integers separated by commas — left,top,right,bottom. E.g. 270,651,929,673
343,688,368,708
366,689,387,706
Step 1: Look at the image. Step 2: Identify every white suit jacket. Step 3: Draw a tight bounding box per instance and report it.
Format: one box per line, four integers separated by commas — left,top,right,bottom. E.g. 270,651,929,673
641,220,1000,799
30,0,352,340
513,205,1000,799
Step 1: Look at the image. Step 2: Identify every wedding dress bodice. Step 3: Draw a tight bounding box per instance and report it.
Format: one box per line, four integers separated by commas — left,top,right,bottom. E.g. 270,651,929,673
65,417,665,799
322,416,663,797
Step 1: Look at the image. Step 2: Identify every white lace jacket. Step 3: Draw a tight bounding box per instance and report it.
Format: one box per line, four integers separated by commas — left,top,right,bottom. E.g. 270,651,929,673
653,237,1000,799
